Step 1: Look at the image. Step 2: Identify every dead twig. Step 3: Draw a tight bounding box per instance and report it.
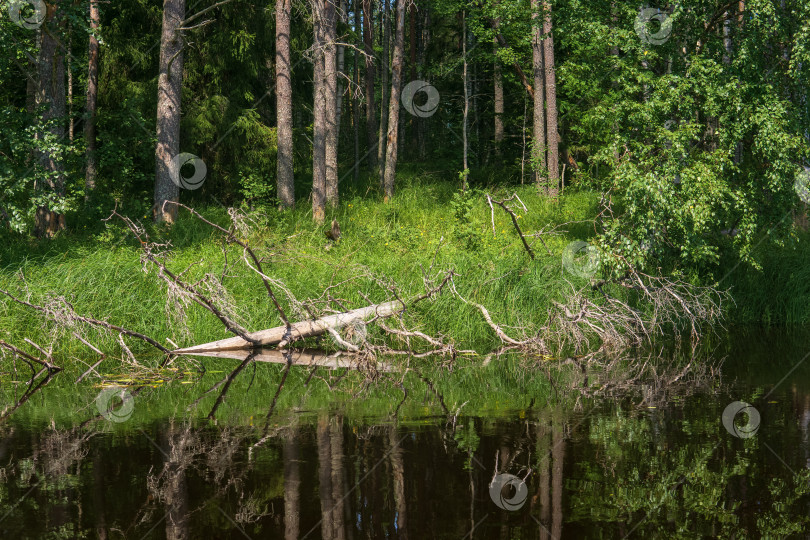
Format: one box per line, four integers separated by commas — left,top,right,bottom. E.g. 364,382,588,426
486,193,534,259
0,339,60,372
107,209,262,347
162,201,291,327
0,288,171,356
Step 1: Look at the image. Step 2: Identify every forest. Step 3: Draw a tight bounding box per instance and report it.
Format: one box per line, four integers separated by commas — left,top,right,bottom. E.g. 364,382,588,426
2,0,810,538
1,0,809,338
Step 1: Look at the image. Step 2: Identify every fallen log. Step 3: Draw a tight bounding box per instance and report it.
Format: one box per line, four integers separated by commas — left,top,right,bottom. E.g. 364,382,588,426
172,300,405,354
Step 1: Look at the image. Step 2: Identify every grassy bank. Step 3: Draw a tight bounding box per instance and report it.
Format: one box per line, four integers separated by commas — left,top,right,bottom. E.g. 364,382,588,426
0,167,808,365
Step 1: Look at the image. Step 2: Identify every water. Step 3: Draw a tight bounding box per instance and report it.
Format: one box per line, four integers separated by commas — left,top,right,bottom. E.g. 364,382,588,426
2,331,810,538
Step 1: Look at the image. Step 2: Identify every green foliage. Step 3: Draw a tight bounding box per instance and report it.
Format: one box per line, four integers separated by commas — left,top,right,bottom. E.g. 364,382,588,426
449,187,482,250
0,107,76,235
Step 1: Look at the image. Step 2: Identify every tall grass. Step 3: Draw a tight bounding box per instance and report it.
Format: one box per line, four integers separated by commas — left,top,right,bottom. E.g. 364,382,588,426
0,166,807,366
0,167,601,360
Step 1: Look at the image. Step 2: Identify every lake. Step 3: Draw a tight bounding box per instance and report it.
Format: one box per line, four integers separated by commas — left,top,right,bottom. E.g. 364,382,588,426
1,329,810,538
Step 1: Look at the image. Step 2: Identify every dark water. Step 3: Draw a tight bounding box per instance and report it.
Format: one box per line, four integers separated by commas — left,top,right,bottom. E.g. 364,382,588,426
2,331,810,538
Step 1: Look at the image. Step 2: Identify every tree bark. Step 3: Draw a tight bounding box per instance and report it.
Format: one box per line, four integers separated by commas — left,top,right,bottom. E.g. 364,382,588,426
154,0,185,224
324,0,339,207
377,0,391,186
408,0,416,150
336,0,347,137
382,0,405,201
493,39,504,155
416,4,429,159
531,0,546,187
276,0,295,208
67,28,73,142
362,0,377,169
34,1,67,237
353,0,361,181
542,0,559,194
312,0,327,223
85,0,100,193
462,11,469,189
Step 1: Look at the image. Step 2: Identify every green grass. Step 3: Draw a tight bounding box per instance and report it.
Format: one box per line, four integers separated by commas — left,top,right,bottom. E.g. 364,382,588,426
0,167,602,361
0,165,808,368
722,231,810,325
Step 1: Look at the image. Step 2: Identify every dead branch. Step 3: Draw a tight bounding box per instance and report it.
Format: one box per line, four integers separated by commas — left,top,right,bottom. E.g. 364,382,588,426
180,0,237,27
449,276,546,352
107,209,262,347
378,321,445,348
0,339,60,372
548,263,727,352
163,201,290,327
486,193,534,259
0,288,172,358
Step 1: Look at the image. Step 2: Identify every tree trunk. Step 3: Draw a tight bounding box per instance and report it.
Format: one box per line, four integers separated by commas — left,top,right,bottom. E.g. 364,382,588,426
382,0,405,201
85,0,100,193
276,0,295,208
336,0,347,138
154,0,185,224
377,0,390,187
472,37,479,164
353,0,361,181
312,0,327,223
159,424,191,540
67,28,73,142
542,0,559,194
493,39,504,155
416,4,429,159
461,11,469,189
34,1,67,237
172,299,405,354
531,0,546,187
324,0,339,207
362,0,377,169
408,0,416,153
91,448,108,539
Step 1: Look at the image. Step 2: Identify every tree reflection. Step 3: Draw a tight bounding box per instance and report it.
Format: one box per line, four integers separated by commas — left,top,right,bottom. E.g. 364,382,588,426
283,424,301,540
2,346,810,537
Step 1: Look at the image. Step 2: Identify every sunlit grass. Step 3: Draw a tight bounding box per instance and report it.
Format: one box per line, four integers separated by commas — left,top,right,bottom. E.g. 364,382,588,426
0,166,807,369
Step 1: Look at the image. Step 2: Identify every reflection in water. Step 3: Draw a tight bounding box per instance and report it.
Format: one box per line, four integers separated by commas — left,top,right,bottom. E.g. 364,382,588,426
284,426,301,540
0,402,810,538
2,337,810,537
156,421,191,540
0,370,58,422
92,446,108,540
389,424,407,540
551,415,564,540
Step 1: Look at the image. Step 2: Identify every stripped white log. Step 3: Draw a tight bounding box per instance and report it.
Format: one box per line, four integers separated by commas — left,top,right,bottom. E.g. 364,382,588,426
172,300,404,354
